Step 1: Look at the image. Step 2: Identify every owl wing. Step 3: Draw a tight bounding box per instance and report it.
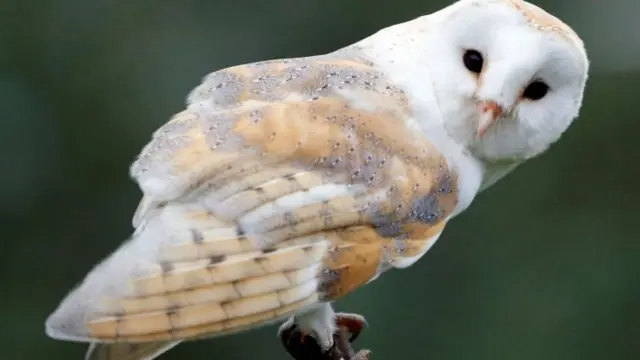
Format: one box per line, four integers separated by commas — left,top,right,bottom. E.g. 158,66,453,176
45,55,459,346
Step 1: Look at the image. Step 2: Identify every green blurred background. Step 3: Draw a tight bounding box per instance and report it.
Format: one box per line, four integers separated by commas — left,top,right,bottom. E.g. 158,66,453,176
1,0,638,359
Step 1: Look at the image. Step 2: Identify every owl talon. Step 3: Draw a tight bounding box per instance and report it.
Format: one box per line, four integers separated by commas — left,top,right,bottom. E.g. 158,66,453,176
279,321,328,360
335,312,367,343
278,314,370,360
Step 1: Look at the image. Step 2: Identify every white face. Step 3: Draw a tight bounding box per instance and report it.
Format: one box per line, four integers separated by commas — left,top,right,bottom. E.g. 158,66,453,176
427,0,589,161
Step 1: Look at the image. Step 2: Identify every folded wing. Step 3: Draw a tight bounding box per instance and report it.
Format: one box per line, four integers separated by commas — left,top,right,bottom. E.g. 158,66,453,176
46,56,459,346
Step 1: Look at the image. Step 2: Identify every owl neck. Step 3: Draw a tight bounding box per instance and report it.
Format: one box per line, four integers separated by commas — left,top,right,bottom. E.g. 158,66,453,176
344,14,474,154
347,15,444,132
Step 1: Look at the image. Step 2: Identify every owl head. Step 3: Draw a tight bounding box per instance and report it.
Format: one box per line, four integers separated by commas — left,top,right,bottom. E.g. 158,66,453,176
424,0,589,162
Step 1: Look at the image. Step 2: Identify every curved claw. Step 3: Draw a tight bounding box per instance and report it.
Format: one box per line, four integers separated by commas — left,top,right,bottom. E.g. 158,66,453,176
335,313,367,343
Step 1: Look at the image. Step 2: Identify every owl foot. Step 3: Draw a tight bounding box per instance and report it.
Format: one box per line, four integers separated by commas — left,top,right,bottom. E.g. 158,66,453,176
335,312,367,343
278,313,370,360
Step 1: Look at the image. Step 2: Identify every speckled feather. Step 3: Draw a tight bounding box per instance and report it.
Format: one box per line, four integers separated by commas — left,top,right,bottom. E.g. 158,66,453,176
47,56,459,350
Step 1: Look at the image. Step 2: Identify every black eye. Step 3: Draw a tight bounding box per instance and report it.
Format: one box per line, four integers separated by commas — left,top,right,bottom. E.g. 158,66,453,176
463,49,484,74
522,80,549,100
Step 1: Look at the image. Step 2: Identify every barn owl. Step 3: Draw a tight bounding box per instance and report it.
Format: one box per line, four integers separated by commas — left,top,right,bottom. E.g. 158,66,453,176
45,0,589,359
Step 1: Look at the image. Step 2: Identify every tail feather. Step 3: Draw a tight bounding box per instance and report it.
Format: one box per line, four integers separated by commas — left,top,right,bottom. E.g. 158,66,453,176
85,341,180,360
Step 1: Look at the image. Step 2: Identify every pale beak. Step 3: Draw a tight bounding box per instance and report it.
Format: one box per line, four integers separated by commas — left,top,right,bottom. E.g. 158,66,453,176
476,100,503,137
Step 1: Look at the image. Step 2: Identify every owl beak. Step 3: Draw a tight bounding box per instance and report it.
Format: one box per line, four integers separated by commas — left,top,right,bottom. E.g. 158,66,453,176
476,100,503,137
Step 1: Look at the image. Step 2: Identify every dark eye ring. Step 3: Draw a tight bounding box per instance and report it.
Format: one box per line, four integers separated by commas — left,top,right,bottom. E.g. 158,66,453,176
522,80,549,100
463,49,484,74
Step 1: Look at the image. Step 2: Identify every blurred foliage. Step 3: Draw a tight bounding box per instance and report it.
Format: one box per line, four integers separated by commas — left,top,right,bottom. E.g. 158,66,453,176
1,0,638,359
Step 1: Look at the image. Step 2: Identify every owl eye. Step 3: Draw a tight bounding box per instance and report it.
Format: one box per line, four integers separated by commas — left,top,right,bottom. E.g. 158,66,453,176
463,49,483,74
522,80,549,100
